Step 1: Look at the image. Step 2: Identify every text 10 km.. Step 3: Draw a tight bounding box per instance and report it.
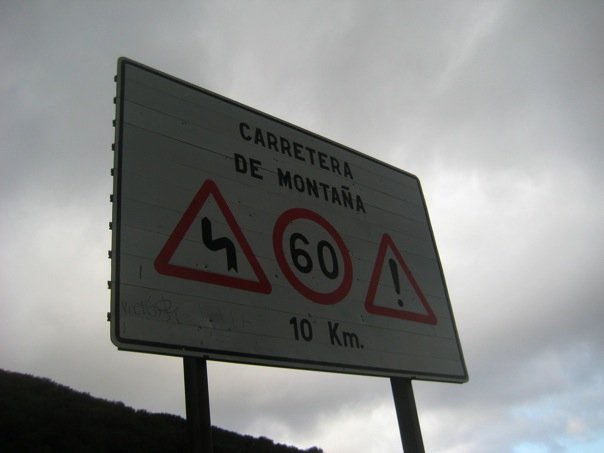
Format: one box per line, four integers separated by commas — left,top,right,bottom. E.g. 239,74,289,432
289,316,364,350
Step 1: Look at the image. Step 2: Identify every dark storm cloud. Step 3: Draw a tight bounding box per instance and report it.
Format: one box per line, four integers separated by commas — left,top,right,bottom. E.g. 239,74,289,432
416,1,604,175
0,1,215,200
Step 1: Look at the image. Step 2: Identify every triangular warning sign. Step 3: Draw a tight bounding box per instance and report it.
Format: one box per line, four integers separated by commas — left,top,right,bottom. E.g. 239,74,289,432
154,179,271,294
364,234,436,325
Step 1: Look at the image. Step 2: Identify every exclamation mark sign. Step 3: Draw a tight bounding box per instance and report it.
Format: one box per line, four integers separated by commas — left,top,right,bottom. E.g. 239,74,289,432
388,259,404,307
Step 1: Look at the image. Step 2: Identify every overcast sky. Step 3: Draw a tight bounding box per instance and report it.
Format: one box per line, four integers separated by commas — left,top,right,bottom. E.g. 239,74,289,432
1,1,603,452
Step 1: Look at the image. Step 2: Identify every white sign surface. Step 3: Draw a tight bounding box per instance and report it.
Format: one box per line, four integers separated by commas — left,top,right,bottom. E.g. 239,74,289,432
111,58,468,382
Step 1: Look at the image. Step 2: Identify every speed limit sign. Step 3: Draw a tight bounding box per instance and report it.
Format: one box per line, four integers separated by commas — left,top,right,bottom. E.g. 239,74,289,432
273,208,353,305
111,58,467,382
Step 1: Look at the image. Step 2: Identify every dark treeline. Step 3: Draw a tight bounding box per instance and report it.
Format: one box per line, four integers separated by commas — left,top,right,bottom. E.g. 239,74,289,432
0,369,323,453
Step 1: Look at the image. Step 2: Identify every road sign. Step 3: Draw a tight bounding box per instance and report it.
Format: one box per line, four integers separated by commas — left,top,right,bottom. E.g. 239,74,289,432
110,57,468,382
154,179,271,294
365,234,437,324
273,208,353,305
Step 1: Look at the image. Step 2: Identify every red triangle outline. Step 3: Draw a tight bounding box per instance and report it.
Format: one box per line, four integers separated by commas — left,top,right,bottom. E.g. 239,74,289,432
364,234,437,325
154,179,271,294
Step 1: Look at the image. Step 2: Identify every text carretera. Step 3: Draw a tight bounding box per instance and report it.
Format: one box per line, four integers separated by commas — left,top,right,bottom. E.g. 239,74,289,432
238,121,366,214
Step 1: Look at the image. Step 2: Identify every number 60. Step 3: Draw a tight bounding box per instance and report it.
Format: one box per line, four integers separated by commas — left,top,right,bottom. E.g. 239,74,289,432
289,233,339,280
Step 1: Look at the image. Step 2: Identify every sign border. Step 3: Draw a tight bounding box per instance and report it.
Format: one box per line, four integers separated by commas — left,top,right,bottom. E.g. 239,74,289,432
111,57,468,383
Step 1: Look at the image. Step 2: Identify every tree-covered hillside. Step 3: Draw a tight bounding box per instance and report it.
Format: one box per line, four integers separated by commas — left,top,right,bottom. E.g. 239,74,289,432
0,369,322,453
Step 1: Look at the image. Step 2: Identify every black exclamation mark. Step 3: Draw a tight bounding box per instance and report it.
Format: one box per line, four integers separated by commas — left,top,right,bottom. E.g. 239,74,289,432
388,259,404,307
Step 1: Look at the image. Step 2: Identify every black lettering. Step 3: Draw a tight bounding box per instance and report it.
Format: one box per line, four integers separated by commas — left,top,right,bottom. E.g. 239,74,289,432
319,182,330,200
280,137,292,157
331,186,341,205
356,195,366,213
328,321,363,349
290,233,312,274
235,154,263,180
318,151,329,170
306,147,316,165
344,163,353,179
330,157,341,175
317,240,338,280
300,319,313,341
267,131,278,151
343,331,361,349
239,122,251,141
293,142,305,161
293,174,305,192
240,123,355,183
306,177,318,198
234,153,247,174
290,316,313,342
328,321,342,346
276,169,365,215
341,186,353,208
278,168,292,188
254,128,266,147
250,158,263,180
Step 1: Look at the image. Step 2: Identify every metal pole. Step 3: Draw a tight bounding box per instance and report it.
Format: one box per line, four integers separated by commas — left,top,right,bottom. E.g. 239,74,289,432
390,378,425,453
183,357,213,452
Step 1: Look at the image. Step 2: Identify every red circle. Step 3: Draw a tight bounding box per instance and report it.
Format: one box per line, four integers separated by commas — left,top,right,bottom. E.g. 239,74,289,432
273,208,353,305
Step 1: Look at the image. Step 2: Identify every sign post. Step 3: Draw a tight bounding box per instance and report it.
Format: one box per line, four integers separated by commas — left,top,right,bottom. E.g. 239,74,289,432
391,378,425,452
183,357,213,452
110,57,467,451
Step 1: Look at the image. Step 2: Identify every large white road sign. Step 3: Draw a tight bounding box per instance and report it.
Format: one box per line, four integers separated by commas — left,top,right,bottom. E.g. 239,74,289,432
110,58,468,382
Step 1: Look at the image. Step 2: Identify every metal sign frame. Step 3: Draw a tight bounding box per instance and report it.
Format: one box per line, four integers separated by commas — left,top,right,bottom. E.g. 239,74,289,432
110,57,468,383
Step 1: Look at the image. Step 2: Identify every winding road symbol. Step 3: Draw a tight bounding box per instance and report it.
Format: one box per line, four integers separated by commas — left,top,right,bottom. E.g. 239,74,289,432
201,216,237,272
